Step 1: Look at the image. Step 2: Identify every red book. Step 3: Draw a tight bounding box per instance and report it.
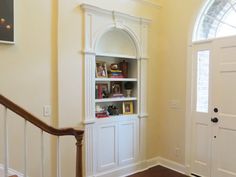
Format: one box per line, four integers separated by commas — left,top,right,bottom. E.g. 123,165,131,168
109,75,124,78
120,60,128,78
98,84,102,99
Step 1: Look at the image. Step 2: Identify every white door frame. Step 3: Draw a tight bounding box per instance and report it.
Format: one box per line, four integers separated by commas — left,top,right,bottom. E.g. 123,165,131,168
185,0,211,174
185,39,213,175
185,0,236,176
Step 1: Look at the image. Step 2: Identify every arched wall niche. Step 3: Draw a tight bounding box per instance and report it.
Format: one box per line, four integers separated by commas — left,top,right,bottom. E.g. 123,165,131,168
95,27,138,57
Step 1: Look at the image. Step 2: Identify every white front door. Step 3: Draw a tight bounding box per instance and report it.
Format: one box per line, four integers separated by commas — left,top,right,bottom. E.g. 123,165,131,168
191,36,236,177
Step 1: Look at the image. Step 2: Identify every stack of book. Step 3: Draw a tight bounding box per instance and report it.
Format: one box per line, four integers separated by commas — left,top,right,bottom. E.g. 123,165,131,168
95,105,109,118
96,111,109,118
108,69,124,78
111,93,124,97
95,84,109,99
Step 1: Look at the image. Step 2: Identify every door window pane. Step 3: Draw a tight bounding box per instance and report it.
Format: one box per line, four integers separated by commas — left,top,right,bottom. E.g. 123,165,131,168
196,50,210,113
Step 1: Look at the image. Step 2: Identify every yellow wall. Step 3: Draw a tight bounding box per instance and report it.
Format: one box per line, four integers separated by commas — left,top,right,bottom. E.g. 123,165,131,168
0,0,56,176
157,0,205,164
0,0,208,176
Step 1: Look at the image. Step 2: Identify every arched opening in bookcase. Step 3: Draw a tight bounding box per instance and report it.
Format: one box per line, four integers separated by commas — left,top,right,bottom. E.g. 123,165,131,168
95,27,139,58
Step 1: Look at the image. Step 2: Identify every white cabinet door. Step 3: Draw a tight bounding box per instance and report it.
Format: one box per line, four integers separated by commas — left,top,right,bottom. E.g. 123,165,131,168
118,119,139,166
96,117,139,172
97,123,118,172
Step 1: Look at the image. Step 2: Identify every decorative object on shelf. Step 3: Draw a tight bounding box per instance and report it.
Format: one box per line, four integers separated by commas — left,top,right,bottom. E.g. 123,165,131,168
95,105,109,118
96,83,109,99
0,0,14,43
124,82,134,97
110,82,124,98
107,105,119,115
123,101,134,114
108,63,124,78
96,62,108,78
119,60,128,78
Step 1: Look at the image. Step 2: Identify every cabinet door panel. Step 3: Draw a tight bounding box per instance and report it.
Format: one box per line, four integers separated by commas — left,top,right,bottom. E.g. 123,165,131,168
118,119,138,165
97,123,118,171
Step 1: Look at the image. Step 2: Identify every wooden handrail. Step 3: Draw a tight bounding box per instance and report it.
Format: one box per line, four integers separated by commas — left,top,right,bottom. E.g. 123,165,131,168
0,94,84,177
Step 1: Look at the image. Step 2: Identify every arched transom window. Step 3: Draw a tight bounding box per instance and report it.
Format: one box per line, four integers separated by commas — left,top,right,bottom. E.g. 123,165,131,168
194,0,236,41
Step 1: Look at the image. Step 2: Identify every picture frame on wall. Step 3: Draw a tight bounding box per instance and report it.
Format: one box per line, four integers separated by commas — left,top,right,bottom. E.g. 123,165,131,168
0,0,14,44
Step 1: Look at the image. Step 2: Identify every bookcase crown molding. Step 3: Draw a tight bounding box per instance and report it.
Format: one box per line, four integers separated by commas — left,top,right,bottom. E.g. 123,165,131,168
81,3,150,59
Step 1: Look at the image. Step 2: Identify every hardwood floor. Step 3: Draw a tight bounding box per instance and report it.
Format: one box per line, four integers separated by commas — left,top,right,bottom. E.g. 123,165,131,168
128,166,189,177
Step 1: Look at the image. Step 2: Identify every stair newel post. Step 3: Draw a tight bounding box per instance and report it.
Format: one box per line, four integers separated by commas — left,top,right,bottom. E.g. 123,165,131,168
75,135,83,177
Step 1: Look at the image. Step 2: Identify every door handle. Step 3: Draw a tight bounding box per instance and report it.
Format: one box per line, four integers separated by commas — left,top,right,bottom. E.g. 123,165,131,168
211,117,219,123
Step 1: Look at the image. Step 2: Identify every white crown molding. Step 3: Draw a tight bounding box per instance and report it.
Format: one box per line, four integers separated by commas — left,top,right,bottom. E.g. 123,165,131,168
80,3,151,23
131,0,162,9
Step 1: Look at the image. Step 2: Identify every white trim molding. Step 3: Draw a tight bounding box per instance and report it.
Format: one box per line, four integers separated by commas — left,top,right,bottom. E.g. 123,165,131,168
83,119,96,125
131,0,162,9
138,113,149,118
84,156,187,177
80,3,152,23
157,157,188,175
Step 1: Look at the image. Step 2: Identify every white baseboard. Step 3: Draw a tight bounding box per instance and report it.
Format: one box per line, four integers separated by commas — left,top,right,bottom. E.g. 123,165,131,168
157,157,187,175
89,156,187,177
94,160,152,177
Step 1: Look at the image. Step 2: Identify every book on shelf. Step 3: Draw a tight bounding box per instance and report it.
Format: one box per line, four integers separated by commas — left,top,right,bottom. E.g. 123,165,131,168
96,83,109,99
95,85,98,99
96,111,109,118
110,69,122,73
110,93,124,98
108,75,124,78
108,69,124,78
119,60,128,78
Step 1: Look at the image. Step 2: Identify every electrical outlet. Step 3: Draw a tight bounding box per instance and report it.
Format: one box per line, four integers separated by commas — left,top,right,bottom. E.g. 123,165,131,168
43,105,51,117
175,147,180,158
169,100,180,109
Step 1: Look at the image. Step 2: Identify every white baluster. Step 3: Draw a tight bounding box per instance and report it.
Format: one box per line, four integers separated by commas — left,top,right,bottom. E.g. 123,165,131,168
41,130,45,177
3,107,8,177
56,137,61,177
24,120,28,177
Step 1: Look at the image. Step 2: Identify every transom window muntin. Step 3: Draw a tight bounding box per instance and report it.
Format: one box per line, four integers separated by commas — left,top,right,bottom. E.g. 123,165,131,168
194,0,236,41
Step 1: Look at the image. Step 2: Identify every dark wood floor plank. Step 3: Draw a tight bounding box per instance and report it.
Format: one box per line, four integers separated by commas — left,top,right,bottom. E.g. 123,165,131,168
128,165,189,177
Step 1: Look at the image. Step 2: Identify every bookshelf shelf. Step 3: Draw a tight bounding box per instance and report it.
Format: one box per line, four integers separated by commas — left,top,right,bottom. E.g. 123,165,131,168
95,97,137,103
95,78,138,82
96,53,136,60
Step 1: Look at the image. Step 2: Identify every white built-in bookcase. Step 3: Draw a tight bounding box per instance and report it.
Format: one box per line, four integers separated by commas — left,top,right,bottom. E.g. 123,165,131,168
81,4,150,177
